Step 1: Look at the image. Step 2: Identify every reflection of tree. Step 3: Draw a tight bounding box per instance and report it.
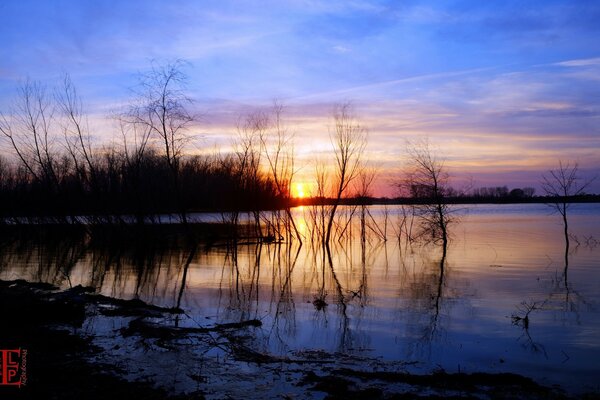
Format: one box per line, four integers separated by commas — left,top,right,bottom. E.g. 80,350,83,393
173,239,198,327
219,243,263,322
216,238,308,353
326,245,351,351
267,244,301,350
431,250,446,339
548,242,592,324
511,237,593,358
390,235,470,364
297,209,381,354
511,300,548,358
0,227,89,287
405,247,447,351
315,228,382,352
0,226,205,309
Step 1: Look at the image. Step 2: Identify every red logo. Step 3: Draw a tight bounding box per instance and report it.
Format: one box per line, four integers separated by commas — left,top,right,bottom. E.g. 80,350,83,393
0,349,27,387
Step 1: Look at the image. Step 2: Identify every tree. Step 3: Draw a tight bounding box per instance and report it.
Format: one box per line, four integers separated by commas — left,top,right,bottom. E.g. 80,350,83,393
0,79,59,189
324,103,367,244
400,139,452,252
258,102,302,243
231,111,265,236
55,74,97,192
354,167,386,241
126,60,195,222
522,187,536,198
509,188,525,199
541,161,595,260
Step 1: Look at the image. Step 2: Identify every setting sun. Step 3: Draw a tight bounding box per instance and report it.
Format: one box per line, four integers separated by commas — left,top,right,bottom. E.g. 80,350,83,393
293,182,306,199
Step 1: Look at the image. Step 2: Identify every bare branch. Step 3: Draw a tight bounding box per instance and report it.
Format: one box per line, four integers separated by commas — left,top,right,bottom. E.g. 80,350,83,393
400,139,452,248
324,103,368,243
541,161,596,253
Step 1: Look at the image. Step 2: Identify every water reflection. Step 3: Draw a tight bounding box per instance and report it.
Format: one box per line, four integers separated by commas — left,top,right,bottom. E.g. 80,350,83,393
1,204,599,392
510,230,595,358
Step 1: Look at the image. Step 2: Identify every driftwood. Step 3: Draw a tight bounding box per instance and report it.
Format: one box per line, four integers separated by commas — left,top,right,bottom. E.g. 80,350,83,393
120,317,262,338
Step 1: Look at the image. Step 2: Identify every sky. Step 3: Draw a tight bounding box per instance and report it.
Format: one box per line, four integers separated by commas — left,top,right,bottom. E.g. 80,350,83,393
1,0,599,196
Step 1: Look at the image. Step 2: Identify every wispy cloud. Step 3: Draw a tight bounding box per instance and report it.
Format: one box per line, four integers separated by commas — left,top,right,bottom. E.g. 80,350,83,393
291,67,495,102
555,57,600,67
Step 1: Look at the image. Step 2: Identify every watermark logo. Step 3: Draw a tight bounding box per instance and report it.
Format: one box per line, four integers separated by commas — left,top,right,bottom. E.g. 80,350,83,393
0,349,27,387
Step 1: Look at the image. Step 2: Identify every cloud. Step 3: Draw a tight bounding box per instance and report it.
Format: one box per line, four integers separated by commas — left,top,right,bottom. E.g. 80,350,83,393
332,45,350,54
555,57,600,67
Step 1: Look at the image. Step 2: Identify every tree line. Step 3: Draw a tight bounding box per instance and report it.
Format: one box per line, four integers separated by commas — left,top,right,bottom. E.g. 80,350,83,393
0,64,290,224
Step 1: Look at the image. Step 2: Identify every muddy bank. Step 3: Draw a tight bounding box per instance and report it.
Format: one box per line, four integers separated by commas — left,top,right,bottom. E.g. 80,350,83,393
0,280,201,399
0,279,594,399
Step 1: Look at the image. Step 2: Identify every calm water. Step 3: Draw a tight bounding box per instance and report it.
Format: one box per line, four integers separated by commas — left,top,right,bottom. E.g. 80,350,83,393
2,203,599,394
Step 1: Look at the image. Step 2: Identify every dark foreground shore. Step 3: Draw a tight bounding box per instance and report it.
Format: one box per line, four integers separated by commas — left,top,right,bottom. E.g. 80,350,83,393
0,280,596,400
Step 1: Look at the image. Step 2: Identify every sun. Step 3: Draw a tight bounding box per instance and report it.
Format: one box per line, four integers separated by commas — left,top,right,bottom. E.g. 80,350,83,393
293,182,306,199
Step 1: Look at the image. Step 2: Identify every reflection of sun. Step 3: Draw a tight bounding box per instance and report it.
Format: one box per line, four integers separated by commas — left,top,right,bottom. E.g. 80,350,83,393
293,183,306,199
296,209,307,235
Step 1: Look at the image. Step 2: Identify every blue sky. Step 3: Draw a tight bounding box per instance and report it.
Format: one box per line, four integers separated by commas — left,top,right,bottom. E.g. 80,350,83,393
1,0,599,194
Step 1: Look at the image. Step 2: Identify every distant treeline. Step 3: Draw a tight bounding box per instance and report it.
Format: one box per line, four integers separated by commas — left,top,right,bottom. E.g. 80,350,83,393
297,183,598,206
295,193,600,207
390,194,600,205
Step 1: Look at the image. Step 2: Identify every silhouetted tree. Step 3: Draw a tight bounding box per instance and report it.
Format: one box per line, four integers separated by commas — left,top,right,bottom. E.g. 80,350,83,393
522,187,536,197
56,74,96,190
354,167,385,241
400,139,452,252
233,112,265,236
126,60,195,223
0,79,59,189
324,103,367,244
542,161,595,267
259,102,302,243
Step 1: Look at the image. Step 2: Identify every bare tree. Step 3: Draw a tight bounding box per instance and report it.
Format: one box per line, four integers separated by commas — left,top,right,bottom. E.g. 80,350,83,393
307,156,330,246
129,60,194,171
233,112,265,237
258,102,302,243
400,139,452,252
55,74,96,190
126,60,195,222
117,118,152,171
324,103,367,244
0,79,59,189
542,161,595,264
354,167,386,241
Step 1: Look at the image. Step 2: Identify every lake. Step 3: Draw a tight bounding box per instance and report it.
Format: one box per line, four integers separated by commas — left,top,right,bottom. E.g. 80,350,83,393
1,203,599,396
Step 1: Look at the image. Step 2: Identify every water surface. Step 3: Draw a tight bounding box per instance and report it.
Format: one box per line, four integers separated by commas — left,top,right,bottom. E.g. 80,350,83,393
1,203,599,394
